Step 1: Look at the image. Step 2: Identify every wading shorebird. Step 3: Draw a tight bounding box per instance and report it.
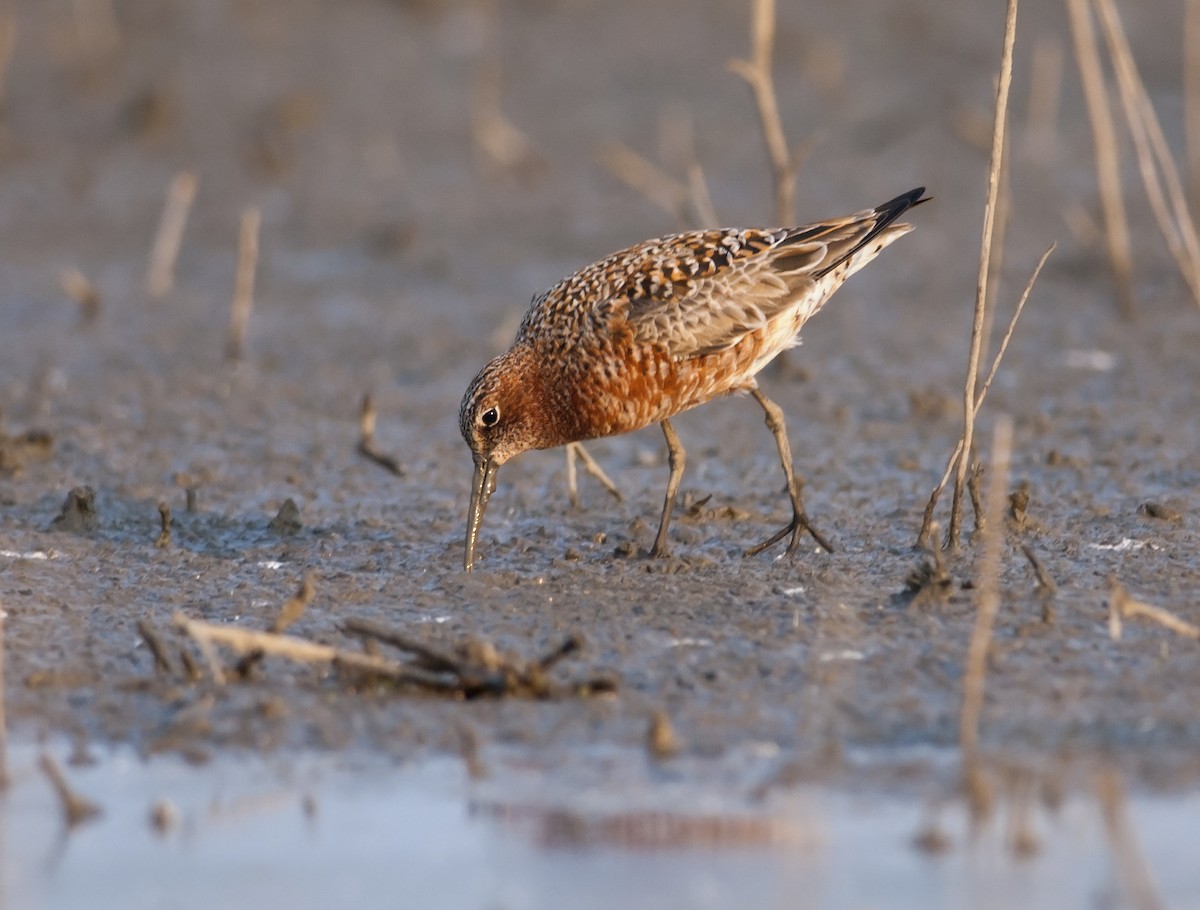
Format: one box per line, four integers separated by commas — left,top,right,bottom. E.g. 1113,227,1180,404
460,187,928,571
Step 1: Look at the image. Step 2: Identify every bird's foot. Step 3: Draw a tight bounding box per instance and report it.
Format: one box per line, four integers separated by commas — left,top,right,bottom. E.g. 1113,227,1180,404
745,511,835,557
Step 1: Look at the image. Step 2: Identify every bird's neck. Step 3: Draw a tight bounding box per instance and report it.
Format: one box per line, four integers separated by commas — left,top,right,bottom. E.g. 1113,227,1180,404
505,344,586,451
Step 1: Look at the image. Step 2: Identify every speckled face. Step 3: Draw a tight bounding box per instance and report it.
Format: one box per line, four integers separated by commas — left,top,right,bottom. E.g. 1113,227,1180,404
459,347,550,572
459,352,539,468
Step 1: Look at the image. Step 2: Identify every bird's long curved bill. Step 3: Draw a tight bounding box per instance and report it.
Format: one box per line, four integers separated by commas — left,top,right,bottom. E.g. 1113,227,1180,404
464,457,498,572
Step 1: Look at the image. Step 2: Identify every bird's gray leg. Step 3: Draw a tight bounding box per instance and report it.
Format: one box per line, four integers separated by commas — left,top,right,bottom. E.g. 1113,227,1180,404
650,419,685,557
565,443,580,508
745,388,835,556
566,442,623,508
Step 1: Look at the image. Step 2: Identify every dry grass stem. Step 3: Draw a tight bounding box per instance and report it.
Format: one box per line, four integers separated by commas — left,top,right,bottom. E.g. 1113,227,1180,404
918,243,1054,547
597,140,719,229
1019,542,1057,595
471,12,542,177
959,415,1013,767
948,0,1019,549
597,141,692,222
1188,0,1200,210
1094,0,1200,307
1107,576,1200,641
472,88,540,175
1096,770,1164,910
727,0,795,225
686,164,720,226
0,13,16,111
647,709,682,760
137,618,176,676
226,206,261,361
967,459,985,536
659,111,721,225
981,135,1012,349
39,753,102,827
1065,0,1135,318
145,171,198,300
176,612,414,683
341,618,611,699
357,393,405,476
565,442,623,508
59,266,100,323
270,571,316,634
0,597,7,790
973,245,1056,411
155,501,171,548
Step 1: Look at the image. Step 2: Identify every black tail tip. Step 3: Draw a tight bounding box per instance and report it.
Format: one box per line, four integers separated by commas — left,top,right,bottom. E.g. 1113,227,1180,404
881,187,930,214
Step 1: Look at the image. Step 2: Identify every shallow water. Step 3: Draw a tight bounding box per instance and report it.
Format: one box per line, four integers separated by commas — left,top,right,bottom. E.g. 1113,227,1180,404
4,741,1198,910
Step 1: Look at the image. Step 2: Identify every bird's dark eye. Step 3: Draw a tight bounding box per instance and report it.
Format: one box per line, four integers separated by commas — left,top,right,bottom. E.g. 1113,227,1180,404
480,406,500,427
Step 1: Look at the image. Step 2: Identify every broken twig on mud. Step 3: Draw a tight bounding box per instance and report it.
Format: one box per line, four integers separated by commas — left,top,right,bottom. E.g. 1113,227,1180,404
357,393,406,476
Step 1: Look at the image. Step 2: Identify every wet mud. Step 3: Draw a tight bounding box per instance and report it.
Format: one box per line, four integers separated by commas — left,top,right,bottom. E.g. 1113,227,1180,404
1,0,1199,819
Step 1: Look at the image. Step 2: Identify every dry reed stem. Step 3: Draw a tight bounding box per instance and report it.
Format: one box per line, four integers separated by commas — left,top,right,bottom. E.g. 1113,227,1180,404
470,3,541,176
0,597,7,791
597,140,719,229
727,0,795,225
145,171,198,301
1107,575,1200,641
1065,0,1136,318
0,13,16,111
472,86,540,174
686,164,720,227
226,206,261,361
136,618,175,676
59,266,100,323
1019,542,1057,594
1094,0,1200,307
597,141,692,222
1187,0,1200,211
981,134,1013,355
658,110,721,225
959,415,1013,768
175,612,433,684
270,572,316,634
1096,770,1163,910
357,393,405,476
647,709,682,761
39,753,102,827
155,501,171,548
918,243,1054,548
948,0,1019,550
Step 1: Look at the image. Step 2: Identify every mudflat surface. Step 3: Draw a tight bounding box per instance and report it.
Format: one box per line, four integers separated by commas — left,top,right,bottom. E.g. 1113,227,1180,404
2,0,1199,810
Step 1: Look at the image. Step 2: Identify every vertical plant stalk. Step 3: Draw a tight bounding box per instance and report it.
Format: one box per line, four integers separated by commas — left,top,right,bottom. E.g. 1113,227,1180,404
948,0,1019,549
226,206,261,361
0,13,16,112
145,171,198,301
1185,0,1200,213
728,0,796,225
917,244,1053,548
0,597,7,791
1094,0,1200,307
1065,0,1136,318
959,416,1013,768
